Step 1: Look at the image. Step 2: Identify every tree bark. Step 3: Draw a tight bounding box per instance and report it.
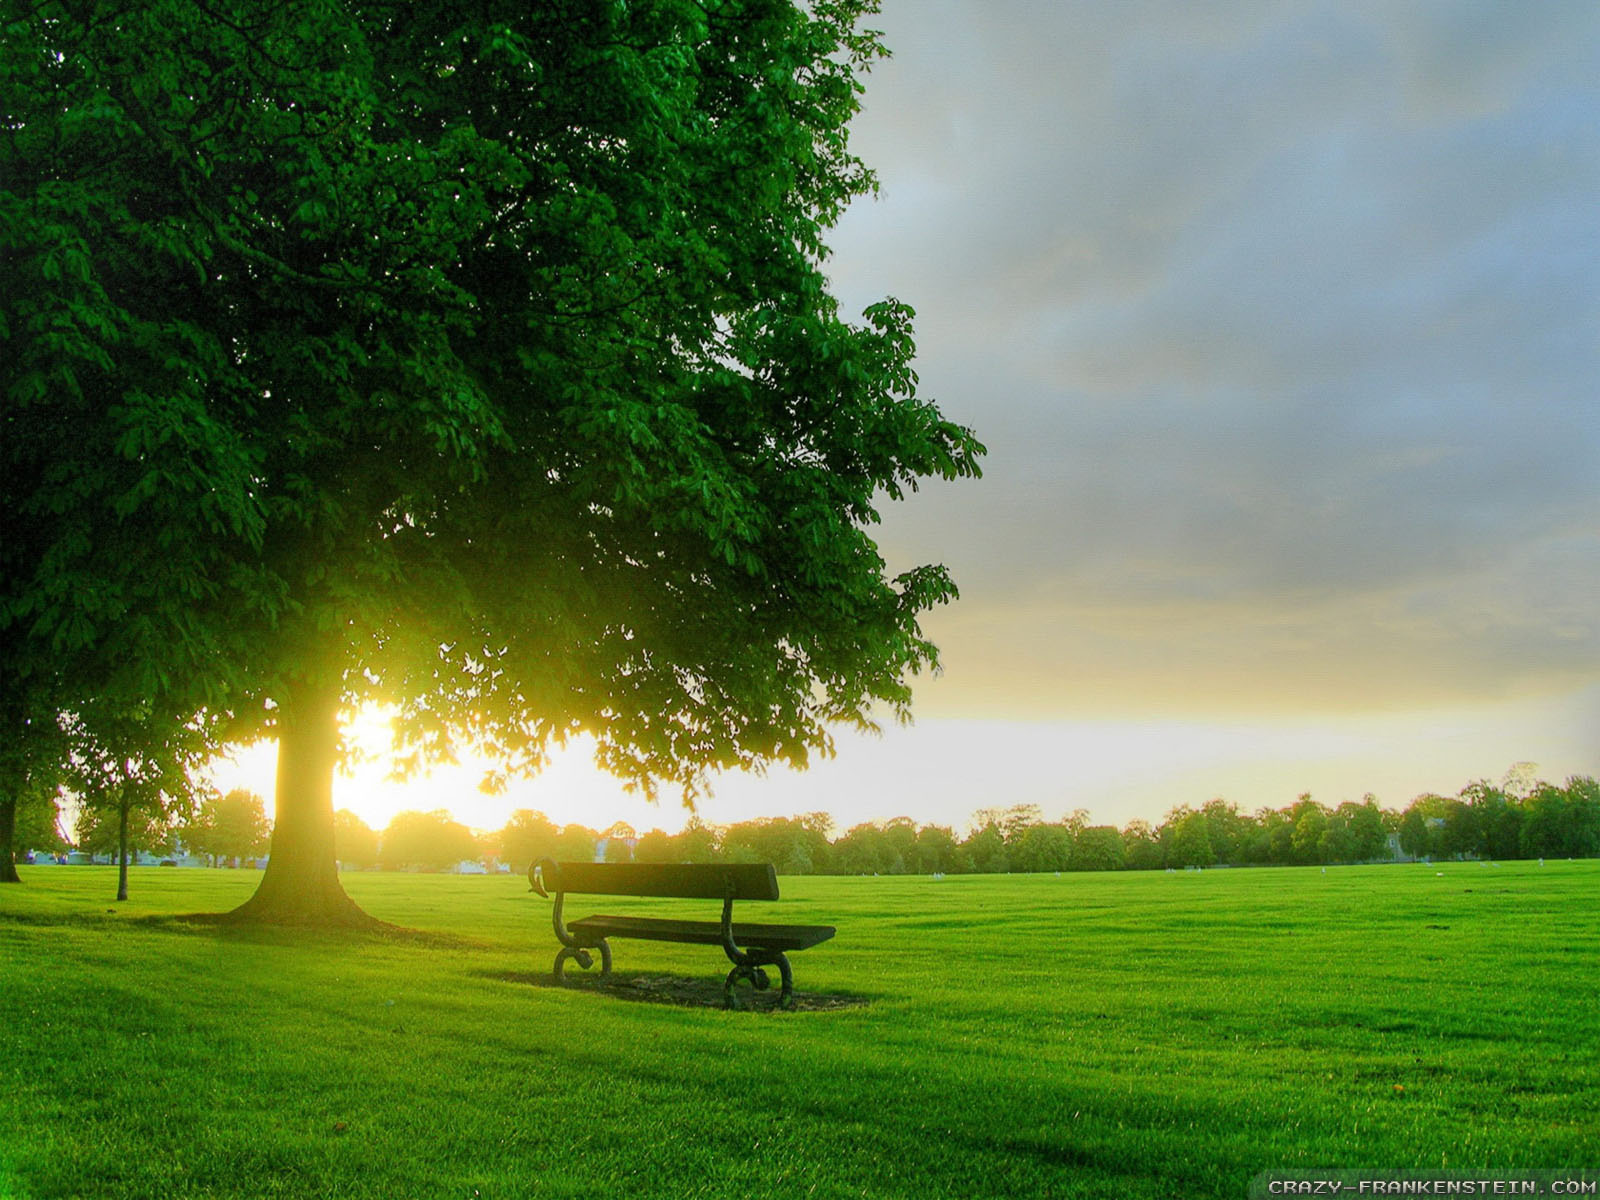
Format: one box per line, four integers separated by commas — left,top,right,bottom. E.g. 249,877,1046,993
227,675,375,926
0,797,20,884
116,798,130,901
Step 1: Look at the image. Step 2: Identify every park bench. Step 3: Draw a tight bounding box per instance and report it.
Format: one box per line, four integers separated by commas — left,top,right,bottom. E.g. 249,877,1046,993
528,859,835,1009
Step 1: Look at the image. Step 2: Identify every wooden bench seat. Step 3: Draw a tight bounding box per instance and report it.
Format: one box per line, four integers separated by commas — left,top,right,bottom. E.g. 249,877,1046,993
529,859,836,1008
568,914,837,953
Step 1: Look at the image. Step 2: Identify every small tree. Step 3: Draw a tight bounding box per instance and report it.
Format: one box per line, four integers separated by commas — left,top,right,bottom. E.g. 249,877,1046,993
184,789,271,866
74,803,178,865
60,704,208,900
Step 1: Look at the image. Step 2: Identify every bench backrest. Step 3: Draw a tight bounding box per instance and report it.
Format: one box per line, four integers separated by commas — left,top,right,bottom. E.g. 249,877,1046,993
532,860,780,901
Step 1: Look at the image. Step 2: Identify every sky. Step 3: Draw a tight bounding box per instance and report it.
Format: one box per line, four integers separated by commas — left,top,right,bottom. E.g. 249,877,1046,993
217,1,1598,838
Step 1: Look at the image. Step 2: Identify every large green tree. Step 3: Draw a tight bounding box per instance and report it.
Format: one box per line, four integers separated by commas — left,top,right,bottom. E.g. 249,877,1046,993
3,0,982,924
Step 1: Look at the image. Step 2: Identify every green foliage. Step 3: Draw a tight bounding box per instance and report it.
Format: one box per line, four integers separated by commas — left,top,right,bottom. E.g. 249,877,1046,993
1069,825,1126,872
183,789,271,866
9,772,68,858
378,810,480,872
4,864,1598,1198
1009,822,1073,873
721,813,832,874
57,700,211,895
71,804,177,860
1,0,985,843
494,808,561,873
333,808,379,870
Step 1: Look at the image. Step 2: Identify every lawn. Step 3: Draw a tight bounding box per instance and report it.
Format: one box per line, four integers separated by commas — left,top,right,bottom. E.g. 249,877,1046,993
2,861,1596,1198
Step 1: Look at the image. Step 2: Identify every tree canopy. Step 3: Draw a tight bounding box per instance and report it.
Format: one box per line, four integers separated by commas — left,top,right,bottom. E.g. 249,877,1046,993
2,1,983,918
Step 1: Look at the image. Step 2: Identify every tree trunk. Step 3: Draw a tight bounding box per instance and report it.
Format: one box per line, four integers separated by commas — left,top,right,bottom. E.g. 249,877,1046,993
116,799,129,902
0,797,20,884
228,675,374,926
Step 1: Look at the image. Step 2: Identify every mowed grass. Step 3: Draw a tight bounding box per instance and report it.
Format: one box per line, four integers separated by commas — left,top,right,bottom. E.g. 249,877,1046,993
2,862,1596,1199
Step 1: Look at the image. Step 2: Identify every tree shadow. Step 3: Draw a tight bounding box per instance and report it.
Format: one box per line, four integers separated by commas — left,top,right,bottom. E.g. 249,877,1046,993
169,911,480,948
486,968,872,1013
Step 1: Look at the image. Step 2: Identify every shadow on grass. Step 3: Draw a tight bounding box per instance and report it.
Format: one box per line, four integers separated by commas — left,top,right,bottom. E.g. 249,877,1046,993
172,911,482,949
0,907,477,949
487,968,872,1013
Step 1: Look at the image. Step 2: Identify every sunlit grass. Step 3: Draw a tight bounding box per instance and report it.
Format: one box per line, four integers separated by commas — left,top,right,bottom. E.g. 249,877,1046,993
2,861,1596,1198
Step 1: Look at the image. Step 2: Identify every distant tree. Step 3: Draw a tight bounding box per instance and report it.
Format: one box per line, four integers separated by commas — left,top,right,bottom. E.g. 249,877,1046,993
554,825,598,865
633,829,676,864
1319,808,1356,864
1399,795,1449,860
184,789,270,867
1262,808,1295,864
496,810,561,873
333,810,380,871
379,810,480,872
1513,777,1599,860
1398,806,1429,860
1502,762,1540,801
1436,797,1482,860
1199,800,1246,864
1460,782,1521,861
962,822,1009,874
722,815,830,874
832,822,892,874
1563,776,1600,857
1121,820,1162,871
914,825,962,874
1166,810,1216,869
671,817,719,865
1339,796,1390,862
878,817,919,875
972,805,1044,845
1011,823,1072,873
1070,826,1126,873
602,835,634,864
1517,784,1562,858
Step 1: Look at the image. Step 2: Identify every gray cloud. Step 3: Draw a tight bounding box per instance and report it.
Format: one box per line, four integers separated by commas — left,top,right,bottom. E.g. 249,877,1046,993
832,1,1600,716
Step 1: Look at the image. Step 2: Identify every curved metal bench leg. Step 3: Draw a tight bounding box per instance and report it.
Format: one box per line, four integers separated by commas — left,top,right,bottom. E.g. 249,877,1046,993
724,964,752,1009
553,940,611,983
724,955,793,1009
774,953,795,1010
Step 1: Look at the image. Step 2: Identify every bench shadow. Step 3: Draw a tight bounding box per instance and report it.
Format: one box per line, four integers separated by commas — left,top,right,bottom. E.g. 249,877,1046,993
485,969,872,1013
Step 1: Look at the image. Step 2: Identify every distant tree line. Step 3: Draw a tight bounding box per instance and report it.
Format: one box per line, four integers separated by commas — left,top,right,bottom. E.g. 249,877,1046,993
23,767,1598,883
324,767,1599,876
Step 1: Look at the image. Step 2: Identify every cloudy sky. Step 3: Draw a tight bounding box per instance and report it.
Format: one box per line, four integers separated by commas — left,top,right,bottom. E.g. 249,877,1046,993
224,1,1598,836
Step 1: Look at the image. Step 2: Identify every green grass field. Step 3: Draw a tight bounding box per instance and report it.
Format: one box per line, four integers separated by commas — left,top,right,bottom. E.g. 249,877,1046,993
2,861,1596,1199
